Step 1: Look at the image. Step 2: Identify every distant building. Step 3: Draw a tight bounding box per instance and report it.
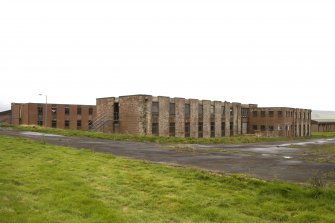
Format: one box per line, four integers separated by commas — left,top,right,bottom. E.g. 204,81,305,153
11,103,96,130
311,120,335,132
0,110,11,124
95,95,311,137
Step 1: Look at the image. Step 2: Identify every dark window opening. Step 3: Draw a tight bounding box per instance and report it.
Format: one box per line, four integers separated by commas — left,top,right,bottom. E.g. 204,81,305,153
198,122,203,138
37,106,43,115
210,122,215,137
77,106,82,115
185,123,190,137
52,120,57,128
65,120,70,128
37,120,43,126
169,103,175,115
88,120,93,129
252,111,257,117
65,105,70,115
77,120,82,129
89,107,93,115
169,123,175,136
185,104,190,116
210,105,215,115
114,103,119,121
221,106,225,114
261,125,266,131
230,108,233,116
152,102,159,113
253,125,257,130
261,111,266,117
198,105,203,115
278,111,283,117
269,111,274,117
230,122,233,135
221,122,225,137
269,125,274,131
241,108,249,117
152,123,159,135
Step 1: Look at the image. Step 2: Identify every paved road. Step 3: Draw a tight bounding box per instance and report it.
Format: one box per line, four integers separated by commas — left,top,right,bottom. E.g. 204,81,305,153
1,128,335,183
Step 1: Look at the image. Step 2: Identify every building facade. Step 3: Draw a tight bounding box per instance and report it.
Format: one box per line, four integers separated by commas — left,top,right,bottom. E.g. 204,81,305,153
311,120,335,132
11,103,96,130
0,110,11,124
94,95,312,137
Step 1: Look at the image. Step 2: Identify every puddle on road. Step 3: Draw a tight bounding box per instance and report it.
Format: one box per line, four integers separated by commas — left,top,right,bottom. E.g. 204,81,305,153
21,131,63,137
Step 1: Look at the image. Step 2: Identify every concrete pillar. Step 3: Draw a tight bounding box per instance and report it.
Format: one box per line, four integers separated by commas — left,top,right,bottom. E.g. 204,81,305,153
232,103,240,136
175,98,185,137
214,101,222,138
190,99,199,138
224,101,231,137
158,96,169,136
202,100,211,138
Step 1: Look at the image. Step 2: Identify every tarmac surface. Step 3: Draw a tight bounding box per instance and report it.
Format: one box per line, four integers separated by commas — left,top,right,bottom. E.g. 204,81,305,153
1,128,335,183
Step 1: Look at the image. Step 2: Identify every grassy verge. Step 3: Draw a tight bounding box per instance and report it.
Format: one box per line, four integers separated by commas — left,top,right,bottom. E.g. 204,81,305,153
0,135,335,223
311,131,335,138
291,143,335,164
11,125,317,144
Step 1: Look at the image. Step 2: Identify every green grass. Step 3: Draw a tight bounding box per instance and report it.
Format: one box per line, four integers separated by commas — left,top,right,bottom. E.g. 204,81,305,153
1,135,335,222
311,131,335,138
291,143,335,164
12,125,323,145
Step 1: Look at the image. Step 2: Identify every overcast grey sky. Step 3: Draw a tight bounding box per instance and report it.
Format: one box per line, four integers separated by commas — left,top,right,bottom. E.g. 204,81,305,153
1,0,334,111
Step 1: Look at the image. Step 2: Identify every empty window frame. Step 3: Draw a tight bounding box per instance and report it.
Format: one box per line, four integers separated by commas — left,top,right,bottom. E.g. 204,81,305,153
152,123,159,135
198,122,203,138
260,125,266,131
241,108,249,117
185,104,190,117
37,105,43,115
252,111,258,117
221,122,225,136
64,120,70,128
221,106,225,115
169,103,175,115
169,122,175,136
37,120,43,126
278,111,283,117
269,125,274,131
198,105,203,116
88,120,93,129
269,111,274,117
253,125,258,130
88,107,93,115
77,106,82,115
210,122,215,137
261,111,266,117
77,120,82,129
210,105,215,115
152,102,159,114
185,122,190,137
65,105,70,115
51,120,56,128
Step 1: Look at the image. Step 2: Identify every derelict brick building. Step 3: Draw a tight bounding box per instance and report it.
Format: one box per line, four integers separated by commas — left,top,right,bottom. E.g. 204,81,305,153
11,103,96,130
94,95,311,137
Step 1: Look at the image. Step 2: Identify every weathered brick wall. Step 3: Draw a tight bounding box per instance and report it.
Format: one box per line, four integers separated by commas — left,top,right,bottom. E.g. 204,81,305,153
158,96,169,136
96,97,114,133
175,98,185,137
224,101,231,137
202,100,211,138
189,99,199,138
214,101,222,137
119,95,152,135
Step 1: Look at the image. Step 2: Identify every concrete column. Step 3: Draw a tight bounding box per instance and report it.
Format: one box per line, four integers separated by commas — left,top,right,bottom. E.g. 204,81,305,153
144,96,152,135
237,103,242,135
190,99,199,138
232,103,240,136
224,101,231,137
158,96,169,136
175,98,185,137
202,100,211,138
214,101,222,138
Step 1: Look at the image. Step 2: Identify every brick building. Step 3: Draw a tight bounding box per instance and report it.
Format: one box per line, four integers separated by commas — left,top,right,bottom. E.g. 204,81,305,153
11,103,96,130
94,95,311,137
311,120,335,132
0,110,11,124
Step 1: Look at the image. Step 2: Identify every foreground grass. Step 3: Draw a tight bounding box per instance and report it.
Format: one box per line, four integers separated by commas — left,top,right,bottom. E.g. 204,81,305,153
12,125,321,145
1,135,335,222
311,131,335,138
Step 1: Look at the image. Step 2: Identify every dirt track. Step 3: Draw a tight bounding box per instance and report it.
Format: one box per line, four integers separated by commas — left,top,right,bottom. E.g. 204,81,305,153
1,128,335,183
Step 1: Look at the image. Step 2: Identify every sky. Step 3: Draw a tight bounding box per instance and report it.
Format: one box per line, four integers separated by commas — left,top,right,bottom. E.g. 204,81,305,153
0,0,335,111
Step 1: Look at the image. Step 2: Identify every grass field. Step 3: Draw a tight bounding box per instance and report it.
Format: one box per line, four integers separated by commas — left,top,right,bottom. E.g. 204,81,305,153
11,125,335,145
1,135,335,223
